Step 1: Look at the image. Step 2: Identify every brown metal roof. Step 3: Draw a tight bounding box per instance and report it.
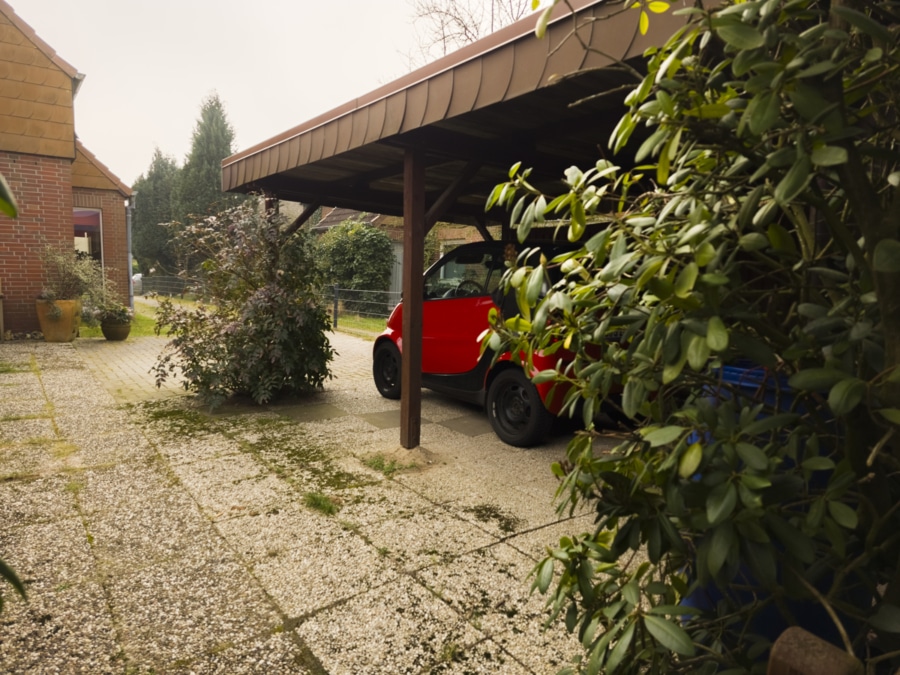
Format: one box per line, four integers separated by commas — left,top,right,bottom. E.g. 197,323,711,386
223,0,689,225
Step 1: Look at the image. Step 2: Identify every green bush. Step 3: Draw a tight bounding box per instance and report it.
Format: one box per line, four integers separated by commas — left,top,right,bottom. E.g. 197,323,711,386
488,0,900,672
153,203,334,407
315,220,394,313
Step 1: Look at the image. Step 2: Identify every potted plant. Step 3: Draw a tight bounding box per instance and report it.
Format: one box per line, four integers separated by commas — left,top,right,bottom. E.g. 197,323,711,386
93,302,133,341
80,276,133,341
36,244,104,342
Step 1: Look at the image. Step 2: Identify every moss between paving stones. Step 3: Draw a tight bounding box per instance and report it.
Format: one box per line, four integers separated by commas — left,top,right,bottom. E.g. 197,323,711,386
137,399,374,494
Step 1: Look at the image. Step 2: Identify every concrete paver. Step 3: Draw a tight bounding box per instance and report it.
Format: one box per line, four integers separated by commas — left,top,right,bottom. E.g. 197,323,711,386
0,331,615,674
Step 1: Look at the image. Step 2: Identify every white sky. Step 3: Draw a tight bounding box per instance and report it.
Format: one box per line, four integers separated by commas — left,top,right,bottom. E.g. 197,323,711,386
14,0,439,186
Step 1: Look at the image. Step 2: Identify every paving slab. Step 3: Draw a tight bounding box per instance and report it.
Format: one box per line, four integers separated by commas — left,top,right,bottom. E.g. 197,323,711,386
0,331,618,673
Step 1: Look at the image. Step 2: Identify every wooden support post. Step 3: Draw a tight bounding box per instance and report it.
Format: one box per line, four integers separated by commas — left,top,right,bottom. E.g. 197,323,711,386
401,148,425,449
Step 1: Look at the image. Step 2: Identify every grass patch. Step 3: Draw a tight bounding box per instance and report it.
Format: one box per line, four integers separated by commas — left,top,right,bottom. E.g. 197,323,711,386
78,296,200,339
78,301,158,339
362,453,417,477
65,479,84,495
304,491,339,516
0,362,28,374
332,313,387,335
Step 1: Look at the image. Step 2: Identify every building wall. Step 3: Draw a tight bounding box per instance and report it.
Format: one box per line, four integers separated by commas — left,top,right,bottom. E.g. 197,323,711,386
0,8,76,159
0,149,73,333
73,188,130,301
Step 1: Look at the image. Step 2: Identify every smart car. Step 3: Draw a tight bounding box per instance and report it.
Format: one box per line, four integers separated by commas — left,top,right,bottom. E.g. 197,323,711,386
372,241,574,447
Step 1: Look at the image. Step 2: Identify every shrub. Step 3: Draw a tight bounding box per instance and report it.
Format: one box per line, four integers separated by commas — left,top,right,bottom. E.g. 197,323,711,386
153,203,334,407
315,220,394,313
488,0,900,672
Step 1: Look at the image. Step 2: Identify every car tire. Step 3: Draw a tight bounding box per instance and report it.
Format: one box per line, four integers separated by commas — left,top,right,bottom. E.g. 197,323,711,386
373,341,402,399
487,368,554,447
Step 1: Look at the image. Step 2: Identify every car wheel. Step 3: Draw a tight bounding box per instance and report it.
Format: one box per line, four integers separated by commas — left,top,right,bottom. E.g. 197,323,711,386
487,369,553,447
373,341,402,399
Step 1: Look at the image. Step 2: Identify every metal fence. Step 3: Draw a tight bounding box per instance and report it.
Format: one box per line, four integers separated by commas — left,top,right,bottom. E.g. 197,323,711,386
137,277,397,333
320,286,401,330
137,275,195,297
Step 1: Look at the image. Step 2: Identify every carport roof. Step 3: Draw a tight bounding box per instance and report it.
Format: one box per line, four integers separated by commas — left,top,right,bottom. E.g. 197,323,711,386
222,0,688,225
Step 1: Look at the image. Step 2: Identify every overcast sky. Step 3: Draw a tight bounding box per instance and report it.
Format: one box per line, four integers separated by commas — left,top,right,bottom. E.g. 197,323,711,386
14,0,444,186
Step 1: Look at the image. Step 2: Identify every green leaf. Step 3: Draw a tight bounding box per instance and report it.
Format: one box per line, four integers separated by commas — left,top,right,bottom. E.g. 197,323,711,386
687,332,710,371
802,456,835,471
811,145,848,167
746,90,780,136
622,580,640,607
643,615,696,655
831,5,893,43
706,316,729,351
873,239,900,273
707,523,734,578
740,413,798,438
715,21,765,49
535,5,553,38
788,368,847,391
679,442,703,479
828,377,866,416
535,558,554,593
606,620,636,672
531,369,559,384
0,173,18,218
877,408,900,425
789,84,832,122
736,442,768,471
0,557,26,609
767,514,815,563
871,604,900,633
674,262,699,298
743,539,777,588
707,482,737,525
642,425,685,447
827,500,858,530
739,232,768,251
525,266,545,305
774,155,812,205
741,473,772,490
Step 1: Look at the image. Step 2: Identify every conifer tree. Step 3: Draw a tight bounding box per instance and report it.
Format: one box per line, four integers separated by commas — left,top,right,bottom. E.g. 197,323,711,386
176,93,243,226
131,148,180,273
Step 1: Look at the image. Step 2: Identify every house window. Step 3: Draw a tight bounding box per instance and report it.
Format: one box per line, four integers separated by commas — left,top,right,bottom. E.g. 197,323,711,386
74,208,102,264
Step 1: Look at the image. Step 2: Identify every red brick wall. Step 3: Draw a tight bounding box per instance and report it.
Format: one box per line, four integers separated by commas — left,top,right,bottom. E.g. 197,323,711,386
0,150,73,333
73,188,130,304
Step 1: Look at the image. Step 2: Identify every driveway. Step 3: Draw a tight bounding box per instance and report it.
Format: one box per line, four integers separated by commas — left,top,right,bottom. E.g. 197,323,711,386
0,332,613,674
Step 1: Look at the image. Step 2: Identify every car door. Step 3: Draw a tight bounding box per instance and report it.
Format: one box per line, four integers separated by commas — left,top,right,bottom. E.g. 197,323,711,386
421,244,503,375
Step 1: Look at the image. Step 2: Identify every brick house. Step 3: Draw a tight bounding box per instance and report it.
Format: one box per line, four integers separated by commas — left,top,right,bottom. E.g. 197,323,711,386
0,0,132,335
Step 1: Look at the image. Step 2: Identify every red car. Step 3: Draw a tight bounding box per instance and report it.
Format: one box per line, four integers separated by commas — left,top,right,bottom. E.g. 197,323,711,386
372,241,573,447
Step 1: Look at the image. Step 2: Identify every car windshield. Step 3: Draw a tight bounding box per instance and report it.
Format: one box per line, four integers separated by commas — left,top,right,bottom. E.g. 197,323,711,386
424,245,506,299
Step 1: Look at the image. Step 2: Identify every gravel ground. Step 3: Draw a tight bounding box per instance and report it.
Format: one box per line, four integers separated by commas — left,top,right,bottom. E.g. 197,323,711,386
0,333,617,674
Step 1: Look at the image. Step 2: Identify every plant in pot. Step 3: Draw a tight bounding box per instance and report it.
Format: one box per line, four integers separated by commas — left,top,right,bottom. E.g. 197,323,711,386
36,244,105,343
81,276,133,341
90,302,133,341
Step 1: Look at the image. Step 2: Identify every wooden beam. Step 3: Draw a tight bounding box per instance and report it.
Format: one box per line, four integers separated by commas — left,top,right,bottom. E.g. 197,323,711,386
425,161,481,234
284,201,322,238
473,214,495,242
401,148,425,448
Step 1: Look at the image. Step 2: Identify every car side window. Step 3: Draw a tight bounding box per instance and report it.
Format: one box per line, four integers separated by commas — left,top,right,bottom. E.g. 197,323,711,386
424,247,496,300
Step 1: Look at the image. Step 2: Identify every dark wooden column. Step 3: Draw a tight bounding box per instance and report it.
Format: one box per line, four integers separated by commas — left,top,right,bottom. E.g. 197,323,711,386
401,148,425,448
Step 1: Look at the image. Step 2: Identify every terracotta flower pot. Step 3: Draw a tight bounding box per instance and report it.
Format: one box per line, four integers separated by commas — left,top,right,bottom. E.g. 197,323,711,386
35,299,82,342
100,321,131,341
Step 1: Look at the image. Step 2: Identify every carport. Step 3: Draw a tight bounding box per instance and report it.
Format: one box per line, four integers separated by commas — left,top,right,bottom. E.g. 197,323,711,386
222,0,686,448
